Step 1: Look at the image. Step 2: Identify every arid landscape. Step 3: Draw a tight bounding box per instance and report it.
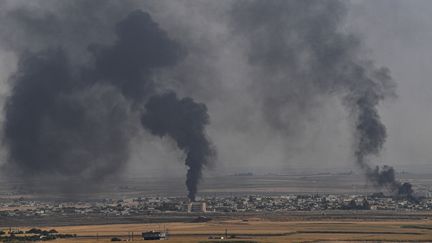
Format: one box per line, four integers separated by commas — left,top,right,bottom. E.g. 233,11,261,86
2,173,432,242
2,0,432,242
7,218,432,243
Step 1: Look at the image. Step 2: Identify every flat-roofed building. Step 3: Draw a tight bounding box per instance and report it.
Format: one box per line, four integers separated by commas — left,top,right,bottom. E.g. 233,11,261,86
188,201,206,213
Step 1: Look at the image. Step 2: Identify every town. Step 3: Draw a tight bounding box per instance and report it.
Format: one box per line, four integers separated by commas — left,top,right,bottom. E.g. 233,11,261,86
1,193,432,219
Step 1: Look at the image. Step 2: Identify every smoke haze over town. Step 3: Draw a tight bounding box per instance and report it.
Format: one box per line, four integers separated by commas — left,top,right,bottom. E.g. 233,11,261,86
0,0,431,200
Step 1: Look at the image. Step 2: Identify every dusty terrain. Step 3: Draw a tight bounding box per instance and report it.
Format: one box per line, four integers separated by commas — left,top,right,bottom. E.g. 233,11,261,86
2,173,432,242
6,218,432,243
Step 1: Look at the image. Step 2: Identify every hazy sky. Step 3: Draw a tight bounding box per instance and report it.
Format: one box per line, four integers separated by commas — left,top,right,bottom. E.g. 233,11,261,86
0,0,431,185
347,0,432,172
145,0,432,176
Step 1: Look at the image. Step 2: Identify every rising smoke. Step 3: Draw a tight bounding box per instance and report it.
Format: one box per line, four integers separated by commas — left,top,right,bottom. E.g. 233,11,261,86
141,92,215,201
90,10,213,199
1,7,214,198
230,0,414,198
0,0,417,199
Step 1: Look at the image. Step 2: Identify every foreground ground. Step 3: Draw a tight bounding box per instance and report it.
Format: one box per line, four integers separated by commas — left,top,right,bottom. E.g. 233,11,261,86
10,218,432,243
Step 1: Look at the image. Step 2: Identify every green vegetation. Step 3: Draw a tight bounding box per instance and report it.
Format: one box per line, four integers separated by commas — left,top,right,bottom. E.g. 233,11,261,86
401,225,432,230
0,228,75,242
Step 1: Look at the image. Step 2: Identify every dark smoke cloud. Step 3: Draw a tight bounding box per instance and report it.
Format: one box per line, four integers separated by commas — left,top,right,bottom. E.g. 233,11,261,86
0,0,137,59
141,92,215,201
230,0,414,198
366,166,416,201
3,49,131,190
0,0,416,200
1,7,213,198
90,10,212,198
351,89,416,199
90,10,184,102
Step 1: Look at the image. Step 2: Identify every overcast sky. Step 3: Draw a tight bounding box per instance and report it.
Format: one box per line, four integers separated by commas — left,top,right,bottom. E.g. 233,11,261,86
347,0,432,173
0,0,431,185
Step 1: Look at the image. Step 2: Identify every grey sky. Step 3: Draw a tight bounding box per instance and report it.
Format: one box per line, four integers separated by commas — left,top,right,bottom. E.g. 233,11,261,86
0,0,430,186
347,0,432,172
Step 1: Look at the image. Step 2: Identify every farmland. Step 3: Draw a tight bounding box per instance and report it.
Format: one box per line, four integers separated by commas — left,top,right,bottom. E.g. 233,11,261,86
7,218,432,243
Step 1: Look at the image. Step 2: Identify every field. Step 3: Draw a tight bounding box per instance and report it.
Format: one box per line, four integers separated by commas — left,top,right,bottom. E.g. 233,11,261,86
14,218,432,243
1,172,431,201
3,173,432,242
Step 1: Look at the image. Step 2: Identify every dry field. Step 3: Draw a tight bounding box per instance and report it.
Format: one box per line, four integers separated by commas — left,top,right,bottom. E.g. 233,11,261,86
21,218,432,243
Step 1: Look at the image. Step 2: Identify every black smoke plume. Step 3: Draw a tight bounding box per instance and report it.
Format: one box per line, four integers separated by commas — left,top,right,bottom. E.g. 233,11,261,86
90,10,184,102
91,10,213,198
350,68,416,200
230,0,414,199
141,92,214,201
2,9,212,197
366,166,416,202
3,49,131,190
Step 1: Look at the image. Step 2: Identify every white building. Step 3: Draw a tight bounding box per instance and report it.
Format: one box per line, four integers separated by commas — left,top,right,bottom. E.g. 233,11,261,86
188,202,206,213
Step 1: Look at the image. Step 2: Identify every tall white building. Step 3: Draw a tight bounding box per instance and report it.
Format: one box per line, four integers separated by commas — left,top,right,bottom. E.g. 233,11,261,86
188,201,206,213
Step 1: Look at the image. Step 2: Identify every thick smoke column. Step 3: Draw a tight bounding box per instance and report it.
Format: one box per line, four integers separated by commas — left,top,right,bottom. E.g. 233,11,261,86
230,0,414,198
0,0,413,200
91,10,214,199
2,8,213,197
353,93,416,200
141,92,214,201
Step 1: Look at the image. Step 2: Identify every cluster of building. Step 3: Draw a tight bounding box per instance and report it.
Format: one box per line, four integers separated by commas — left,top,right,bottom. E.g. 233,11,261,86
1,194,432,218
0,197,188,217
204,194,430,212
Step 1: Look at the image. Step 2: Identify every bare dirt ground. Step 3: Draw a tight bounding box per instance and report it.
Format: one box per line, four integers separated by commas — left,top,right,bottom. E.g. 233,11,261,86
9,218,432,243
